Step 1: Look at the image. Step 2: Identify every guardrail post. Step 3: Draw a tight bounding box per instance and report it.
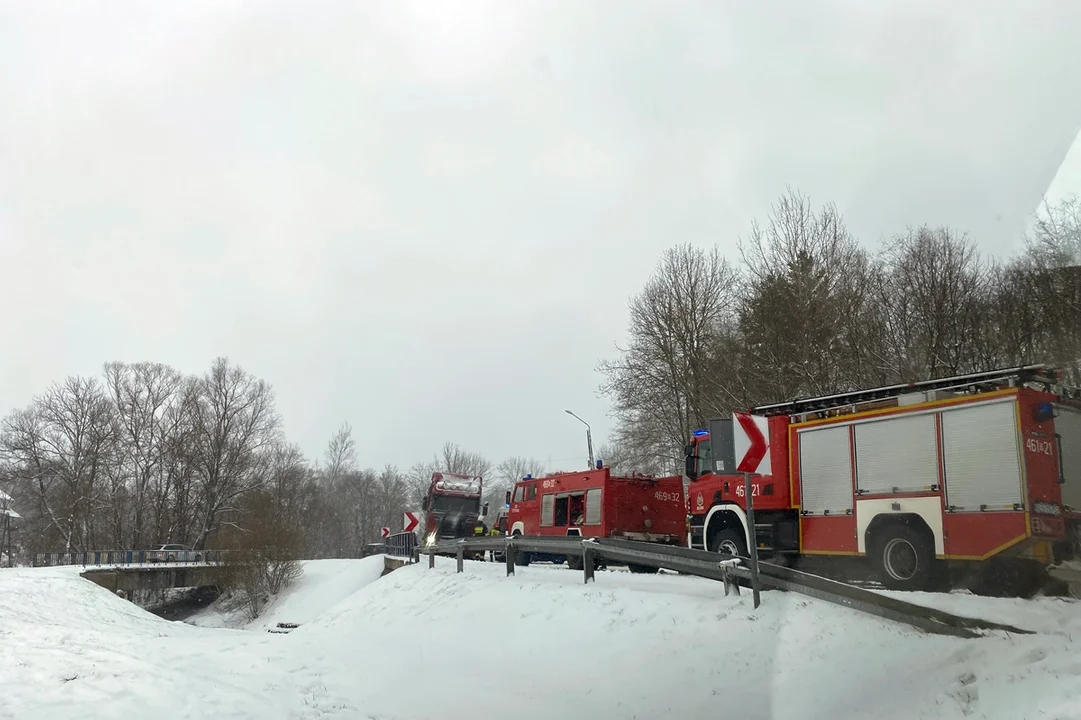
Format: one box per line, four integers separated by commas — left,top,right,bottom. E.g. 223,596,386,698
505,544,516,576
744,472,762,609
428,549,436,569
722,562,740,596
456,545,464,573
583,547,596,584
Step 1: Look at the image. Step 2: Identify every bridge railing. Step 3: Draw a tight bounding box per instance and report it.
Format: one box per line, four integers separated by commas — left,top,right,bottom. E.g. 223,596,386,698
32,549,226,568
384,532,416,559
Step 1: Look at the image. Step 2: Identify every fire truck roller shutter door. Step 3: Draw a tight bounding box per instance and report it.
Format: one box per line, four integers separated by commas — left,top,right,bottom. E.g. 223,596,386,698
540,494,555,527
1054,404,1081,512
851,412,944,556
798,424,854,515
853,413,939,496
585,487,602,525
941,399,1024,512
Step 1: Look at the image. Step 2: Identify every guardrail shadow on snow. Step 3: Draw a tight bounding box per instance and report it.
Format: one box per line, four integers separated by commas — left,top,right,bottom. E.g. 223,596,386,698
418,535,1035,640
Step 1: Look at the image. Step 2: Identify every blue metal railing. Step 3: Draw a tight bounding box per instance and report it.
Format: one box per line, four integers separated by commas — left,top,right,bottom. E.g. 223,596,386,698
32,549,225,568
385,532,416,558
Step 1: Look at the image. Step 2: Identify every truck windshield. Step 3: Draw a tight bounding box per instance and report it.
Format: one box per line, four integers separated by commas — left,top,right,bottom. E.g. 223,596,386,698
696,437,713,477
430,495,480,515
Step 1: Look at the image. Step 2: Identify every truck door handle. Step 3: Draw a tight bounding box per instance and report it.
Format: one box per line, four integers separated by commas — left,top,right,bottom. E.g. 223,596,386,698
1056,433,1065,484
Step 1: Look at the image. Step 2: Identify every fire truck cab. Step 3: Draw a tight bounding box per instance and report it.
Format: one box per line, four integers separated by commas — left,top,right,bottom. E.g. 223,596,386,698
506,464,686,572
685,365,1081,595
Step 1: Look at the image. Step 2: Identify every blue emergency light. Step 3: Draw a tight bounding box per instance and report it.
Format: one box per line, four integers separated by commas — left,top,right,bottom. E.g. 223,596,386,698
1034,402,1057,423
693,429,709,437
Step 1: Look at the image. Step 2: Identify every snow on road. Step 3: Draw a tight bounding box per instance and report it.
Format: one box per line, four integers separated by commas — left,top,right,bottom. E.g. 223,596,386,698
1,557,1079,720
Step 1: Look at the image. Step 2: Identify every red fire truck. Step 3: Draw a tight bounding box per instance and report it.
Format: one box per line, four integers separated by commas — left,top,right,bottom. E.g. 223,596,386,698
684,365,1081,595
422,472,489,550
505,463,686,572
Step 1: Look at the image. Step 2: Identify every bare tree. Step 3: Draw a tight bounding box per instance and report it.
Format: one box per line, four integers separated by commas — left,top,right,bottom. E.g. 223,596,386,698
1016,196,1081,382
1029,195,1081,268
438,442,491,478
152,377,202,545
737,187,884,401
877,226,992,380
103,362,185,549
216,443,309,620
373,464,408,535
599,243,740,469
322,422,356,484
405,461,437,511
592,441,666,475
2,378,119,553
188,358,280,550
489,456,545,508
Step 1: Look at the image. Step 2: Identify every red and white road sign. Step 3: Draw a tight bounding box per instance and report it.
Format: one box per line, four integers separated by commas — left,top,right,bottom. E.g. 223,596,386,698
380,527,390,539
734,412,771,475
403,511,420,533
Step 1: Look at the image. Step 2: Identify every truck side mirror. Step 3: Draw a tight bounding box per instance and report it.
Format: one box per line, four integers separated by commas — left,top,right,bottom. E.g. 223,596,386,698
684,444,693,456
505,490,512,505
482,502,490,516
685,454,697,481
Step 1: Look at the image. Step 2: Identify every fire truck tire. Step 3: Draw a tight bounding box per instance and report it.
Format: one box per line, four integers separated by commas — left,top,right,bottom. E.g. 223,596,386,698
566,555,583,571
710,527,748,559
627,563,659,574
510,532,532,566
871,524,936,591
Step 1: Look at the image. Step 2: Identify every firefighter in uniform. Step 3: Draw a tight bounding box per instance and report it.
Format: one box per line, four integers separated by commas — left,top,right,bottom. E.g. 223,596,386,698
488,522,502,562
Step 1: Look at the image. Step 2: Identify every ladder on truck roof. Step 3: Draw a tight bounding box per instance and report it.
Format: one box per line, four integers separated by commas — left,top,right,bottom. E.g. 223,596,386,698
751,364,1065,418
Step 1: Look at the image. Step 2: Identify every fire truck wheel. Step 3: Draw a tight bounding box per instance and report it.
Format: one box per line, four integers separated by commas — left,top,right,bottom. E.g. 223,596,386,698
711,527,748,559
872,525,935,591
627,563,659,574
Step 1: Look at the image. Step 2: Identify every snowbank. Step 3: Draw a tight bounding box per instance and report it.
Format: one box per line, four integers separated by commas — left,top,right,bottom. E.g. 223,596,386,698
188,556,387,630
1,558,1079,719
294,561,1081,720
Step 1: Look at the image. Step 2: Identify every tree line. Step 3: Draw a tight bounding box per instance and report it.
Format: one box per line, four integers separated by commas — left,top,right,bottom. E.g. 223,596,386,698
0,357,549,566
598,189,1081,474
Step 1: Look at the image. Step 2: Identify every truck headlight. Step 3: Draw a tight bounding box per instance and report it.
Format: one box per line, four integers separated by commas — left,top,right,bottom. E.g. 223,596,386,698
1032,502,1062,516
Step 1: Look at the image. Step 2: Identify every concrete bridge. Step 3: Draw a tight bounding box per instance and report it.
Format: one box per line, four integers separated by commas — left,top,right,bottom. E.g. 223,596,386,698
81,564,229,594
82,555,416,594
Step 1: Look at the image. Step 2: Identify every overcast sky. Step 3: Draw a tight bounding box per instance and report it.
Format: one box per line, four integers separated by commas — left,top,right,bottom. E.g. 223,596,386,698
1,1,1080,473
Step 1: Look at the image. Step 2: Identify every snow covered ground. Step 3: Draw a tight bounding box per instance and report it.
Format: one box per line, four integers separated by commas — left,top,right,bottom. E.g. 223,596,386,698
1,556,1079,720
187,557,388,631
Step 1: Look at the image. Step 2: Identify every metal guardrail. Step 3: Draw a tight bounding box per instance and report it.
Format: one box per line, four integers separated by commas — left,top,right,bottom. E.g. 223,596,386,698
385,532,416,559
420,535,1035,639
33,550,226,568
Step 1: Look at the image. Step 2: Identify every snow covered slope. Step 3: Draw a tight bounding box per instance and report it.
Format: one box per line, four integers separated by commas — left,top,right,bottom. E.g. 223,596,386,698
1,558,1079,720
189,556,387,630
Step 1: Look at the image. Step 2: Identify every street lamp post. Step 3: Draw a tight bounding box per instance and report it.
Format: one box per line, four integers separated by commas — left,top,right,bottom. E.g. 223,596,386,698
565,410,595,470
